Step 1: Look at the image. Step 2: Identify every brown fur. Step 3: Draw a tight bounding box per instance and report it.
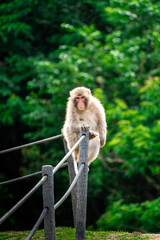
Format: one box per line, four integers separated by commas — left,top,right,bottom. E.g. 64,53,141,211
62,87,107,165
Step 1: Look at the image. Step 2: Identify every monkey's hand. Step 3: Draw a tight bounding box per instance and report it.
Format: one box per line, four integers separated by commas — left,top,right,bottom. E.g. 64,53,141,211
89,131,98,140
81,123,90,131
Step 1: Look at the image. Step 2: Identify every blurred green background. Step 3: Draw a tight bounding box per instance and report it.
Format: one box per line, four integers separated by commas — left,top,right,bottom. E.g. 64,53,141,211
0,0,160,233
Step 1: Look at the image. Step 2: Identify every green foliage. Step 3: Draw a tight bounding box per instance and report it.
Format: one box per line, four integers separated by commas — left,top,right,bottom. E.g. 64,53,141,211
97,197,160,232
0,0,160,233
107,77,160,176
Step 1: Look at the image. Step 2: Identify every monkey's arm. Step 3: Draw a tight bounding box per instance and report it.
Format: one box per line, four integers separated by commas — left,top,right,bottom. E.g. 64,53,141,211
98,121,107,147
69,116,89,133
68,117,98,141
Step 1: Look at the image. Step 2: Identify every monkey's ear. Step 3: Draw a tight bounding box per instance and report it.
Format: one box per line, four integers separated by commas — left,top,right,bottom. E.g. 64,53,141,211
69,90,73,96
87,89,91,95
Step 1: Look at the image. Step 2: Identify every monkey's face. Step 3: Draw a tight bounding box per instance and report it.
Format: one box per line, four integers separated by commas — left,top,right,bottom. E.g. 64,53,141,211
70,87,91,111
74,95,87,111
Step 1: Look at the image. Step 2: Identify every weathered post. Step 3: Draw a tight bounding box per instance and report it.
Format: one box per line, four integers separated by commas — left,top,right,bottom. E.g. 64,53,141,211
42,165,56,240
63,138,77,227
75,129,89,240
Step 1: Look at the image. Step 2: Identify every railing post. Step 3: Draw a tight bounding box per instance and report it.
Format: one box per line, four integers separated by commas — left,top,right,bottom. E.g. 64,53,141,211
75,129,89,240
42,165,56,240
63,138,77,227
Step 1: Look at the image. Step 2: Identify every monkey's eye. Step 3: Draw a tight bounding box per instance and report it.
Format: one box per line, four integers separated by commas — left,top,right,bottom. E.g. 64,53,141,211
81,96,85,99
76,97,80,100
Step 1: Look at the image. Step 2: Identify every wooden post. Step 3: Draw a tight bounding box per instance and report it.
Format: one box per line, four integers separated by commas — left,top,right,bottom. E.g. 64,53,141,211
42,165,56,240
63,138,77,227
75,129,89,240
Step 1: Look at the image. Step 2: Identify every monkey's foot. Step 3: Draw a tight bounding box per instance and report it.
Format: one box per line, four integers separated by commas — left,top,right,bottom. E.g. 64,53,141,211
74,160,78,174
89,131,98,140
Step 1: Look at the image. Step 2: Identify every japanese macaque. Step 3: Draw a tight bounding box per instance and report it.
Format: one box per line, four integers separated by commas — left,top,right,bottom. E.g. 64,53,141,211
63,87,107,167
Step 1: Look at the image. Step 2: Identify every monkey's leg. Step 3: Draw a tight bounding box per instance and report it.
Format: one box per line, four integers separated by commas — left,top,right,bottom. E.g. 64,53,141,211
72,149,79,162
74,160,78,174
88,137,100,164
72,149,79,174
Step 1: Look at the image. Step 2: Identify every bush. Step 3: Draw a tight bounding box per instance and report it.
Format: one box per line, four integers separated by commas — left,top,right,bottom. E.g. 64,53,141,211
97,197,160,233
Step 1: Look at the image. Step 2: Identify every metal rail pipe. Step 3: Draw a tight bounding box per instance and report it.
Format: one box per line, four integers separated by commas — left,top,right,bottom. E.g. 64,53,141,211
54,163,84,210
63,138,77,227
0,134,63,155
42,165,56,240
26,208,48,240
0,171,42,186
75,129,89,240
53,135,85,175
0,176,47,225
0,163,68,186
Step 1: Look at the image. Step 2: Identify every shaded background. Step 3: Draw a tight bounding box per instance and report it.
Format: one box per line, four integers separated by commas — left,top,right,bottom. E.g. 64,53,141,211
0,0,160,233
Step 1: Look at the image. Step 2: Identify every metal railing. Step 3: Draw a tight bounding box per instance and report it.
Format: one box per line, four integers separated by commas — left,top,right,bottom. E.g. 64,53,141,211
0,134,63,155
0,129,89,240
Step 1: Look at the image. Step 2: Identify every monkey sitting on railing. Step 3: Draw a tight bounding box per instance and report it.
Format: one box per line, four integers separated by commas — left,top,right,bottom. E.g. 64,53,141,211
62,87,107,170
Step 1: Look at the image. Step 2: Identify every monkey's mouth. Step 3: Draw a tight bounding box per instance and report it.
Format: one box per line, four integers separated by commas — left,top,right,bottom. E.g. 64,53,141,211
78,106,85,110
79,107,84,110
77,103,85,111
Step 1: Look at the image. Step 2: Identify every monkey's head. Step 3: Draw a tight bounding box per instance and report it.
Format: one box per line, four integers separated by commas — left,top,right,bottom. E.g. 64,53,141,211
70,87,91,111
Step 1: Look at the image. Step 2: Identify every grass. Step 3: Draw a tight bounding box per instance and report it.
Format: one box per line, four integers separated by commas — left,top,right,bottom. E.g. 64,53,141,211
0,227,153,240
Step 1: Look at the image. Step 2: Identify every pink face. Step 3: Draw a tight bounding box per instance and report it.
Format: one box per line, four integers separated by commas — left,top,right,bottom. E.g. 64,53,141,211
75,96,86,110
